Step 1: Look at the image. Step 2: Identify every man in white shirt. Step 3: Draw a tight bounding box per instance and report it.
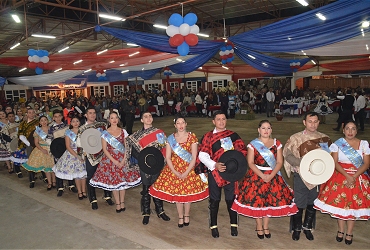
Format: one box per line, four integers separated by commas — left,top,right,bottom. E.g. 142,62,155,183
354,91,366,131
266,88,275,117
156,93,165,117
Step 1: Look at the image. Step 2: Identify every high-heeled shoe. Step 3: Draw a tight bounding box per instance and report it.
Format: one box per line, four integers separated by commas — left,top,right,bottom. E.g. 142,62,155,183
184,216,190,226
263,228,271,238
120,202,126,212
178,217,184,228
52,182,57,189
82,192,87,198
47,184,52,191
345,234,353,245
78,193,84,200
255,229,264,239
336,231,344,242
116,204,121,213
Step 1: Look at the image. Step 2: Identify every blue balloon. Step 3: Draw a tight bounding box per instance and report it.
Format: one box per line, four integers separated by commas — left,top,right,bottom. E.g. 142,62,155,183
226,45,232,51
177,42,189,56
35,67,43,75
221,47,226,52
184,13,197,26
43,50,49,57
226,58,232,63
28,49,36,56
231,56,235,61
169,13,183,27
222,59,227,64
95,25,101,32
36,50,44,57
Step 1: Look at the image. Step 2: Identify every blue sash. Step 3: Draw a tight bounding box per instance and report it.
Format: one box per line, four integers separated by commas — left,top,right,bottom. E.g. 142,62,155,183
167,134,192,163
101,130,125,153
319,142,330,153
250,139,277,170
156,132,167,147
35,126,48,141
334,138,364,169
65,129,77,142
0,121,6,130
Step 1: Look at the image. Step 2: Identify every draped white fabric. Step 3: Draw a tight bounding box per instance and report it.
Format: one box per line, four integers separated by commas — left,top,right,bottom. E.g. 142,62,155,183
8,70,84,86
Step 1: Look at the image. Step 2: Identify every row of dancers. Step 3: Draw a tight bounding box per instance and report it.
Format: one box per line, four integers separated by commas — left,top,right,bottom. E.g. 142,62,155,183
0,108,369,245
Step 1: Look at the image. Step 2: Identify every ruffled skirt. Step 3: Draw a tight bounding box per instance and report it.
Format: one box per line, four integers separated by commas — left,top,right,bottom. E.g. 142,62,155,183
22,145,55,172
53,150,87,180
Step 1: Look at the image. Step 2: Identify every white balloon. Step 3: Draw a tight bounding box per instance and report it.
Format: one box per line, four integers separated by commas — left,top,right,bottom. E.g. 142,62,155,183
189,25,199,35
28,56,33,62
40,56,49,63
96,73,101,77
230,49,234,54
166,25,180,37
225,50,230,55
179,23,190,36
32,55,40,63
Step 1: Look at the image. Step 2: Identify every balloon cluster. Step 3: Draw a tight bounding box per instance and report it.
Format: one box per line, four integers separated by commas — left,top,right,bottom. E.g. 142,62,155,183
289,60,301,72
163,67,172,77
166,13,199,56
96,70,107,81
28,49,50,75
219,42,235,65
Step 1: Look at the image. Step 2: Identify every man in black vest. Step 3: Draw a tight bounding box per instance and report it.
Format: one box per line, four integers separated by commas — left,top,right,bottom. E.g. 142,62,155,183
333,89,355,131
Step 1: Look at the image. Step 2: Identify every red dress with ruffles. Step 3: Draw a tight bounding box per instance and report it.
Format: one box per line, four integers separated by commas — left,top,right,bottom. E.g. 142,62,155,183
232,139,298,218
149,132,209,203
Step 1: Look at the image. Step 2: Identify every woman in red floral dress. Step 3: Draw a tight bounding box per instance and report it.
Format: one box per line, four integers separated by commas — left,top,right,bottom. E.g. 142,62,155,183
149,115,208,227
232,120,298,239
90,112,141,213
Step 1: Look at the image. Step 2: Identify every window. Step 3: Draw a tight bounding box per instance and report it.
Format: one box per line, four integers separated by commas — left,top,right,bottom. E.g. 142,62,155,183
113,85,125,96
146,83,159,90
5,89,26,101
93,86,105,97
169,82,179,90
186,81,198,92
38,90,60,101
212,80,225,89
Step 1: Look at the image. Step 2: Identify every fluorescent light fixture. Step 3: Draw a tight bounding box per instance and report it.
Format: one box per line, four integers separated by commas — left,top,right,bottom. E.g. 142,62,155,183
296,0,309,6
73,60,83,64
54,68,62,72
222,66,229,70
127,43,139,46
10,43,20,50
288,37,292,40
109,60,115,63
366,44,369,51
119,64,125,66
198,33,209,37
99,13,125,21
361,29,365,37
149,60,152,63
19,68,27,72
97,49,108,55
311,60,317,65
129,51,140,57
199,67,202,69
362,21,369,28
11,14,21,23
248,54,256,59
32,34,56,39
222,37,227,40
153,24,168,29
58,46,69,53
301,50,306,55
142,68,145,70
84,69,92,73
316,13,326,21
103,70,106,72
176,58,182,62
262,62,268,67
121,70,129,73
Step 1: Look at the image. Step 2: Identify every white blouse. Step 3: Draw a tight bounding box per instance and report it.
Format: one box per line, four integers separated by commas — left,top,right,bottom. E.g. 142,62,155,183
329,140,370,164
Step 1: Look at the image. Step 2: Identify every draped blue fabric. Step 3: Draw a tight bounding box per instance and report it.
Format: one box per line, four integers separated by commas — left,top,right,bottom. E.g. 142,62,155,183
75,68,160,82
169,49,217,74
234,47,311,75
230,0,370,52
0,77,5,86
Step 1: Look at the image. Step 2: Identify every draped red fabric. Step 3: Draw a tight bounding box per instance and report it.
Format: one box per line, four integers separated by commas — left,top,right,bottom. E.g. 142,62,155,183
320,58,370,72
0,47,177,70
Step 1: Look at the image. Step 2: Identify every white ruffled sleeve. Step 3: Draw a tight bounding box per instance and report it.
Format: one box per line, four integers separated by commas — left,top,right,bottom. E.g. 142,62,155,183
329,143,339,153
360,140,370,155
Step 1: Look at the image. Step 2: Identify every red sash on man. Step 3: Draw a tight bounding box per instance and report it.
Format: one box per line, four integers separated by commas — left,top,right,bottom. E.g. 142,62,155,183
195,130,247,186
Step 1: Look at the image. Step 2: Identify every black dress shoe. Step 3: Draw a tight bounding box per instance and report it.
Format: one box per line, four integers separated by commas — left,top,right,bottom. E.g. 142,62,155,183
178,218,184,228
91,202,98,210
211,228,219,238
142,215,150,225
231,226,238,236
105,198,114,206
184,216,190,226
303,229,314,240
57,190,63,197
69,186,78,193
336,231,344,242
17,173,23,178
157,212,170,221
292,230,301,241
345,234,353,245
256,229,264,239
29,182,35,188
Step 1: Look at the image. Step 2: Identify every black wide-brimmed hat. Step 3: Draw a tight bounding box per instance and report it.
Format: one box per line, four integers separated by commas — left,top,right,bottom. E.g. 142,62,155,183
219,150,247,182
138,147,164,175
50,137,66,158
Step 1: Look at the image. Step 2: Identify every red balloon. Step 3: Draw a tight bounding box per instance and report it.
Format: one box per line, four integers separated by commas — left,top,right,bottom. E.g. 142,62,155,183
169,37,177,47
227,62,232,66
172,34,185,47
228,53,233,58
28,62,37,68
221,55,228,60
37,62,44,69
185,34,198,46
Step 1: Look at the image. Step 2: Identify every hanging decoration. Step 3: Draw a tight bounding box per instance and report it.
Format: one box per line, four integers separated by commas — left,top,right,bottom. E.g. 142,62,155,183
27,49,49,75
289,60,301,72
163,67,172,79
96,69,107,81
219,42,235,65
166,12,199,56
